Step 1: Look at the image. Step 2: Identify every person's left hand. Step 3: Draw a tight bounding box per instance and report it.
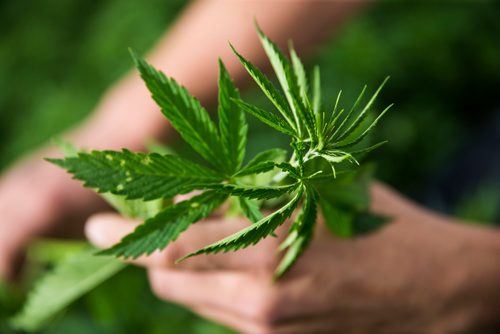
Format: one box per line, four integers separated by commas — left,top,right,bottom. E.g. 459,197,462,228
85,184,500,334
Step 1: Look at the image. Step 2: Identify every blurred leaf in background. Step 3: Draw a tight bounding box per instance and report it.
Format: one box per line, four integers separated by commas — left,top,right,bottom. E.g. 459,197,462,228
1,0,499,332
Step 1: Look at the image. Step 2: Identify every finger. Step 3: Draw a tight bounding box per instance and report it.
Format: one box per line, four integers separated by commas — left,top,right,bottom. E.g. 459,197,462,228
148,269,278,327
85,212,284,273
85,212,138,248
193,305,269,334
148,270,341,334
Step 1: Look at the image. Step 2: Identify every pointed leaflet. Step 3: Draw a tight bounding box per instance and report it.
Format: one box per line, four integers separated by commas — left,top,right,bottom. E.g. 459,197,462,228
233,98,295,136
312,66,321,116
218,60,247,174
180,187,303,259
234,148,286,177
334,103,393,149
256,25,302,134
289,44,317,143
275,187,317,278
49,150,223,200
100,191,227,258
230,44,296,131
336,76,390,142
130,50,225,170
330,85,367,141
207,183,298,200
238,197,264,223
290,44,308,105
10,249,125,331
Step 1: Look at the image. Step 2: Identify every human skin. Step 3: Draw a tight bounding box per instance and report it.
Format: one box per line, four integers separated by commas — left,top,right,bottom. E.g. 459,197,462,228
0,0,362,279
85,182,500,333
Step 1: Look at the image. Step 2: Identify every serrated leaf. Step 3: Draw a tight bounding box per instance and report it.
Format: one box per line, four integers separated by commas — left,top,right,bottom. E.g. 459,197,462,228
349,140,388,156
130,50,225,170
275,162,301,179
230,44,296,130
207,183,298,200
275,188,317,278
234,148,286,177
232,98,295,136
336,76,390,143
10,248,125,331
256,25,302,135
238,197,264,223
330,85,367,141
312,66,321,116
334,103,393,149
289,45,317,143
313,167,372,211
290,44,308,105
218,60,247,174
100,191,227,259
179,187,303,259
48,150,223,201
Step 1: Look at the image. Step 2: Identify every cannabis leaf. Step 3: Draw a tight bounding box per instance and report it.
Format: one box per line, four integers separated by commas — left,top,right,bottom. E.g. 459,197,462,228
218,60,247,174
49,25,392,282
100,191,227,258
131,50,226,171
49,150,224,200
10,249,125,331
180,187,303,260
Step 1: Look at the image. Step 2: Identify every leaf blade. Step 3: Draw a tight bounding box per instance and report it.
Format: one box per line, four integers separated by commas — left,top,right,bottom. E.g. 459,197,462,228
100,191,227,258
180,187,303,258
130,50,225,170
218,60,247,173
48,150,224,201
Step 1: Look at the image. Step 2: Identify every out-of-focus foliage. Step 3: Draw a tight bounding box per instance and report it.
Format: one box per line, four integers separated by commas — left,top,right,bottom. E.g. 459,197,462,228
1,0,499,332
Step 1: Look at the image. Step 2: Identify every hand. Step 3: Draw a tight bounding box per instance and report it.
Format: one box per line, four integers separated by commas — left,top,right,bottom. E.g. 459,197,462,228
85,183,500,333
0,154,104,280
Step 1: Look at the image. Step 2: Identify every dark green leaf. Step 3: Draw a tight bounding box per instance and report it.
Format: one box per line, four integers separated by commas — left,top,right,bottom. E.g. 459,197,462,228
179,187,303,259
275,188,317,278
290,44,308,105
207,183,298,200
256,24,302,134
320,199,354,238
48,150,223,201
10,248,125,331
233,98,295,136
130,50,225,170
352,212,391,235
336,76,390,142
234,148,286,177
230,44,296,129
100,191,227,258
238,197,264,223
330,85,367,141
312,66,321,116
334,103,393,149
218,60,247,174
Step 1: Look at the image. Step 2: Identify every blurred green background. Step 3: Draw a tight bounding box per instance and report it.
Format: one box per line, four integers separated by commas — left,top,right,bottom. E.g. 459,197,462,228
1,0,499,332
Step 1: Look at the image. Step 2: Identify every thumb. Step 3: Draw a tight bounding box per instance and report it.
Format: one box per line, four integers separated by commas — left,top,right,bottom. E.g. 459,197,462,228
85,212,283,275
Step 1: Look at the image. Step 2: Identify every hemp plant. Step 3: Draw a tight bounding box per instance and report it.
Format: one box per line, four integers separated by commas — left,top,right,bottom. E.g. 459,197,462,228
12,26,392,331
52,27,392,277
